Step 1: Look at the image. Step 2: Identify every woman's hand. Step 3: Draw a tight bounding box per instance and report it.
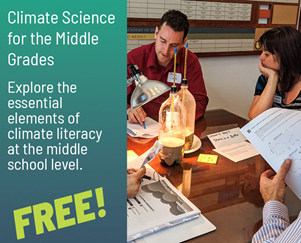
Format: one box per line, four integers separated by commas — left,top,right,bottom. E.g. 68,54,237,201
258,62,279,81
248,63,280,120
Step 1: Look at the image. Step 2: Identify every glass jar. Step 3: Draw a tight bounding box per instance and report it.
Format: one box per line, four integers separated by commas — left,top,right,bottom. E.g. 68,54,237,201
158,86,186,166
177,79,196,151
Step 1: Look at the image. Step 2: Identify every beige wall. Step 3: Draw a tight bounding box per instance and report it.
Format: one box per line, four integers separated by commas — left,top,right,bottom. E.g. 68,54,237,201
200,55,260,120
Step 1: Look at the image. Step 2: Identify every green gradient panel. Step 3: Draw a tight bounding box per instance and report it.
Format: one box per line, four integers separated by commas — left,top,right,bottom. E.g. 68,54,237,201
0,1,126,242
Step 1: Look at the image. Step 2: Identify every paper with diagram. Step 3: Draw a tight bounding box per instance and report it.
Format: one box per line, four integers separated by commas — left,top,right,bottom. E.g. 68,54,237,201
241,108,301,200
127,177,201,242
127,153,216,242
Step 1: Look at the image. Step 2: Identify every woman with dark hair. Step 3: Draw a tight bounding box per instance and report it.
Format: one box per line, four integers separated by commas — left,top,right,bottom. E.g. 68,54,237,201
248,26,301,120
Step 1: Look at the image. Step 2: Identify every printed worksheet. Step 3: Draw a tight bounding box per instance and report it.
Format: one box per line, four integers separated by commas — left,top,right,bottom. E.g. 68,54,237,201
241,108,301,199
127,153,216,243
127,117,158,138
127,177,200,242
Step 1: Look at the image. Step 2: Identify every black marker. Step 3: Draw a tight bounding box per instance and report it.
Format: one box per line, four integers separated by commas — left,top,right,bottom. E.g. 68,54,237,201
127,169,154,181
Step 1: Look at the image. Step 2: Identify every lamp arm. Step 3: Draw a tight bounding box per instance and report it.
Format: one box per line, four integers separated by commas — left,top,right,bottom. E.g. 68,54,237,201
127,77,136,87
127,64,145,86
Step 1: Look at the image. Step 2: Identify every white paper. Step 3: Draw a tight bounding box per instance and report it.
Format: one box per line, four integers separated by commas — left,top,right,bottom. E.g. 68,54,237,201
213,141,259,163
127,117,158,138
241,108,301,200
259,4,269,10
127,154,216,242
140,141,163,168
208,127,247,149
127,177,201,242
127,141,162,169
207,127,259,162
258,18,268,24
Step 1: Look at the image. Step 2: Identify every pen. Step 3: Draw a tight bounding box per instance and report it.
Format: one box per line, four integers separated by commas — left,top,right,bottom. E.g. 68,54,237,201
143,121,146,129
127,169,154,181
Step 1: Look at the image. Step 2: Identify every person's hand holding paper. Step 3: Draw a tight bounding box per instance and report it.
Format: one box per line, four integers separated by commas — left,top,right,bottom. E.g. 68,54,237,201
127,167,146,198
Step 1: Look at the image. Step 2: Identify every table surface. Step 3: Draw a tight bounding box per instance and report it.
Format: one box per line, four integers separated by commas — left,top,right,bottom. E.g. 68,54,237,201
127,109,301,243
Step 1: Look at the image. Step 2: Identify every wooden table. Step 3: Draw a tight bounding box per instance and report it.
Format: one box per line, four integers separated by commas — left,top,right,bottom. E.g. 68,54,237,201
127,109,300,242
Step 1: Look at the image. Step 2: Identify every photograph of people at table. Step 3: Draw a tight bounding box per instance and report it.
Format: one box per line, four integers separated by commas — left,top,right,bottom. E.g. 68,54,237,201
127,4,301,243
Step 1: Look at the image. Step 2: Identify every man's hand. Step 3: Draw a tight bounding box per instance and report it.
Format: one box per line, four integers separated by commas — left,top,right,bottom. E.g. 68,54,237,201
260,159,292,204
127,107,147,126
127,167,146,198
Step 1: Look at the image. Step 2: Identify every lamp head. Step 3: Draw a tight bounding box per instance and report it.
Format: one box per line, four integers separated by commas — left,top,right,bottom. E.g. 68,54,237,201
127,64,170,110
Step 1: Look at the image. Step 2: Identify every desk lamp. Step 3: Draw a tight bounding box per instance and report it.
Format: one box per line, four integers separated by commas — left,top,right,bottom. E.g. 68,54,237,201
127,64,170,110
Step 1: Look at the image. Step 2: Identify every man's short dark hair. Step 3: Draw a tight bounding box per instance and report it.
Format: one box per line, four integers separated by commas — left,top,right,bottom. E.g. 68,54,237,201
158,10,189,40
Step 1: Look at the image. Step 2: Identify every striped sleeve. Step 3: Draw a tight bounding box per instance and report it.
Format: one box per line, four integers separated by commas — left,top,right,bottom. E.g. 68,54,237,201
254,75,268,96
252,200,290,243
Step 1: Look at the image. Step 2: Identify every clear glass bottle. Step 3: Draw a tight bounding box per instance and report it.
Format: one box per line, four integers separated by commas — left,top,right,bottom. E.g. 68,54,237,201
177,79,196,151
158,86,186,166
